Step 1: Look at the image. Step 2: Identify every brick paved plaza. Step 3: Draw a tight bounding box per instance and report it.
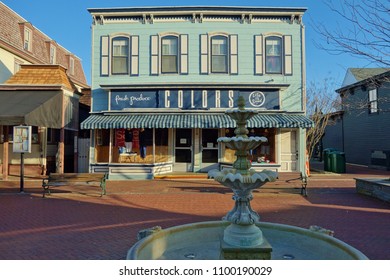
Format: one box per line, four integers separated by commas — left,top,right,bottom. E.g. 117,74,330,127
0,164,389,260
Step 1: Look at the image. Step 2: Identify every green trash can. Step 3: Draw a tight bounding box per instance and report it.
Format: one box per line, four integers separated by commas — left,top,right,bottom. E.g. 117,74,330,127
329,151,346,173
323,148,336,171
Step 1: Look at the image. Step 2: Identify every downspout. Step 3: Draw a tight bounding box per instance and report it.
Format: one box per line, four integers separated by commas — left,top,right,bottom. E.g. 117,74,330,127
2,126,9,180
301,17,307,175
301,18,306,113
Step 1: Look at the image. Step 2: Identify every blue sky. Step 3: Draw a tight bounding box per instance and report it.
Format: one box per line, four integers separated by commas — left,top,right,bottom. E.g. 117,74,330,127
1,0,374,88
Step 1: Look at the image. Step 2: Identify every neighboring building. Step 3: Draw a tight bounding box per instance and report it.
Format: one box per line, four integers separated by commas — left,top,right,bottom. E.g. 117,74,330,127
83,6,313,179
323,68,390,169
0,2,90,178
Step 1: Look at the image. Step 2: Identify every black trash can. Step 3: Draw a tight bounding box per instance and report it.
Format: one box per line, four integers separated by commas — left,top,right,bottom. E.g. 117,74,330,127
323,148,336,171
329,151,346,173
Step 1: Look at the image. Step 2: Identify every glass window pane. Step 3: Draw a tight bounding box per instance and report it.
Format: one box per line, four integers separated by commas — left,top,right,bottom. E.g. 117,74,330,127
202,150,218,163
112,57,128,74
162,55,178,73
112,37,129,74
175,149,192,162
212,37,227,55
161,36,178,73
211,36,228,73
162,37,178,55
211,55,227,73
265,37,282,74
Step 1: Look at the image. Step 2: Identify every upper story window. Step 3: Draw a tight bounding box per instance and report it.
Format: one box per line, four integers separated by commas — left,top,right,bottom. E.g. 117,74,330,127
211,36,228,73
100,35,139,76
112,37,129,75
151,34,188,75
50,45,56,64
368,88,378,114
200,33,238,75
69,56,75,76
161,36,178,73
265,36,282,74
23,27,32,52
255,35,292,76
14,59,22,74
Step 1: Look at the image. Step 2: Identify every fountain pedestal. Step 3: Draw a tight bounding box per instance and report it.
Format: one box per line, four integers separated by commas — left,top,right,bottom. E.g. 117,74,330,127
221,236,272,260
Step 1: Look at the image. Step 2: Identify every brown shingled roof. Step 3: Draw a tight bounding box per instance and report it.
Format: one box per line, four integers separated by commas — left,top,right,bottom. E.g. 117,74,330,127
5,64,76,91
0,2,88,87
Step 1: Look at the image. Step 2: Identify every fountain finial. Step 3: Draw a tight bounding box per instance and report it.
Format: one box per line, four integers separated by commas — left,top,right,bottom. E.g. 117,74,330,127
237,95,246,110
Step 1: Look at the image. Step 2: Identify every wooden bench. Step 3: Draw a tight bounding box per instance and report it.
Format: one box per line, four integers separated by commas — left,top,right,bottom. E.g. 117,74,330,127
42,173,108,198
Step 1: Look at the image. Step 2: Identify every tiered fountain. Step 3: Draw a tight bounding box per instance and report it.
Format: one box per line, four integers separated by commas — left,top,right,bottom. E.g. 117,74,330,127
127,96,368,260
207,96,277,259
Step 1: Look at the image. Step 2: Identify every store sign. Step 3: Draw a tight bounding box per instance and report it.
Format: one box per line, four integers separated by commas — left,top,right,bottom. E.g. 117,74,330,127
111,90,279,110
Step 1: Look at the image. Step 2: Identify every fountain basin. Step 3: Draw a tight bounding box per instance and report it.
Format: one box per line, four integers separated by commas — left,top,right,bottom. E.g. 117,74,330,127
127,221,368,260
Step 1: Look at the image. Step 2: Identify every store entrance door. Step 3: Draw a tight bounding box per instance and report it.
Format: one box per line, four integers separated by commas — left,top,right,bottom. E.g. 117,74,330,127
200,129,219,172
174,129,193,172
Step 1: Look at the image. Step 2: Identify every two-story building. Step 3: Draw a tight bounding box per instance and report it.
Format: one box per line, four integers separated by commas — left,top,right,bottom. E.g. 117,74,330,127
83,6,313,179
323,68,390,169
0,2,90,178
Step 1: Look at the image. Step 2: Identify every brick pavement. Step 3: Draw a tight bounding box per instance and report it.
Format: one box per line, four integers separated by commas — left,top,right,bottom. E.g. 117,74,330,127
0,163,389,260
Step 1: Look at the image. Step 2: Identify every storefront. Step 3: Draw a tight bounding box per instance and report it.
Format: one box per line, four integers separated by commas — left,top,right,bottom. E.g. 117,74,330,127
81,88,312,179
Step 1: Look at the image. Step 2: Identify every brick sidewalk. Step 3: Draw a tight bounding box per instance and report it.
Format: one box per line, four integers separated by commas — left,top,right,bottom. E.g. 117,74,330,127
0,168,389,260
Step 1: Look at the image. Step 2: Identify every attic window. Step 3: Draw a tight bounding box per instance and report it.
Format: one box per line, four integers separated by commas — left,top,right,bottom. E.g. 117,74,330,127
69,57,75,75
23,27,32,51
50,45,56,64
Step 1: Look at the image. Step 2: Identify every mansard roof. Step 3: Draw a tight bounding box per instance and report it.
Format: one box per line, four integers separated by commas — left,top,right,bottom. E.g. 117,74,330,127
0,2,88,88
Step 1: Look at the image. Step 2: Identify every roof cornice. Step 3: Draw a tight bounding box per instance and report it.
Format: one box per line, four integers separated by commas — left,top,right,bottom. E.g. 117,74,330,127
88,6,307,16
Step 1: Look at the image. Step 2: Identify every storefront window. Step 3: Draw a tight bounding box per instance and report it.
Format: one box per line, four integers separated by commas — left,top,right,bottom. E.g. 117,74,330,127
222,128,276,164
100,128,171,164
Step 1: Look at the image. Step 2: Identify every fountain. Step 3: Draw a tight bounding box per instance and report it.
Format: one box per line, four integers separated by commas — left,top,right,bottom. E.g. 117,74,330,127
127,96,368,260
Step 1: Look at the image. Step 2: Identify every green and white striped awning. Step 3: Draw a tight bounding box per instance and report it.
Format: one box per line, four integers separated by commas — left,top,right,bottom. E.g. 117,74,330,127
81,113,313,129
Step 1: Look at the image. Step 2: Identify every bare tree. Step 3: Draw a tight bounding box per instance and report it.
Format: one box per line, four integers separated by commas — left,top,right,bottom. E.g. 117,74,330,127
314,0,390,66
306,77,340,160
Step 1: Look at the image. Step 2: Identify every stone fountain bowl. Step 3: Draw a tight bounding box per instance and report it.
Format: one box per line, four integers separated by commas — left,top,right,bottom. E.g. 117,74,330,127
127,221,368,260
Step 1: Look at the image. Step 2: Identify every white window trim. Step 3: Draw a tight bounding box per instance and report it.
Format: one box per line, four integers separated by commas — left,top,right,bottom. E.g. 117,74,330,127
24,27,32,52
201,32,238,75
255,33,293,76
368,88,378,114
151,33,189,75
100,34,139,76
111,36,130,75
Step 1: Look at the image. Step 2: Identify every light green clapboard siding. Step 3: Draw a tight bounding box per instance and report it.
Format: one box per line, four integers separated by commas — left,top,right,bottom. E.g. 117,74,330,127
91,20,304,112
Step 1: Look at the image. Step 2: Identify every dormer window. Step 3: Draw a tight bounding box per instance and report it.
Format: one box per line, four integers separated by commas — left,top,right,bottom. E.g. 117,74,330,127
69,56,75,75
50,45,56,64
24,27,32,51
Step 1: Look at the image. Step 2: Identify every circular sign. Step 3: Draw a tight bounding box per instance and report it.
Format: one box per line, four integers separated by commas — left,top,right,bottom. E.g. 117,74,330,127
249,91,266,107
